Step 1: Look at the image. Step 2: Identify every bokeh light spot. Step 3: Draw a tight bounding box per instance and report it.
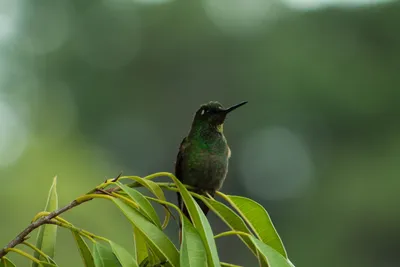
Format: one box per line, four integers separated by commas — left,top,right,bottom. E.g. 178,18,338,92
0,100,28,168
0,15,14,41
240,126,314,200
14,1,71,55
203,0,282,35
280,0,394,10
0,0,19,42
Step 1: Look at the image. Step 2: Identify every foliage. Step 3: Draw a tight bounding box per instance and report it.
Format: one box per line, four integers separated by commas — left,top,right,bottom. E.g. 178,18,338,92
0,172,294,267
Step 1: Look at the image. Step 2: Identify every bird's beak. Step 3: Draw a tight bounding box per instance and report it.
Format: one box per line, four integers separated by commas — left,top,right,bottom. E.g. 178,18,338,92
223,101,248,114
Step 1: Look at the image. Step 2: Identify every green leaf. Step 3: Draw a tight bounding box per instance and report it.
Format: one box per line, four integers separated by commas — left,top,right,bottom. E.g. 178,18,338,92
112,198,179,267
225,195,287,258
38,262,57,267
138,259,149,267
133,227,147,264
180,216,207,267
0,257,16,267
203,198,256,251
124,177,170,229
22,241,56,265
32,176,59,267
72,232,95,267
220,263,243,267
92,242,121,267
145,245,160,267
202,197,269,266
109,241,138,267
169,175,220,267
116,182,162,229
251,237,293,267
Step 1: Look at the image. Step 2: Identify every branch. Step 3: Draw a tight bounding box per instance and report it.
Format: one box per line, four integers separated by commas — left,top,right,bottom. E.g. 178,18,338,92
0,172,183,259
0,180,124,258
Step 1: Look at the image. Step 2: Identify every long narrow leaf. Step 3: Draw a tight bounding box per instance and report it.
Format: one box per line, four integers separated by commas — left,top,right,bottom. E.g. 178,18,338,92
112,198,179,267
92,242,121,267
109,241,138,267
143,194,208,267
169,175,220,267
123,177,170,228
23,241,55,264
145,245,160,267
0,257,16,267
116,182,162,229
223,194,287,258
132,227,147,264
203,197,256,252
221,263,243,267
216,231,293,267
32,176,58,267
202,197,268,266
72,232,95,267
138,259,149,267
38,262,57,267
180,216,207,267
251,237,293,267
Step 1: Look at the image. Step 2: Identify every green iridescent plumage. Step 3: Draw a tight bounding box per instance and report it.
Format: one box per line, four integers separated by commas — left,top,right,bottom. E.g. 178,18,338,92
175,101,247,240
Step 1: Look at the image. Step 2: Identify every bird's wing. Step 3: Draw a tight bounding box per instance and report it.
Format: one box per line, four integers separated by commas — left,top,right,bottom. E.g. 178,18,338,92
175,136,210,241
175,137,188,210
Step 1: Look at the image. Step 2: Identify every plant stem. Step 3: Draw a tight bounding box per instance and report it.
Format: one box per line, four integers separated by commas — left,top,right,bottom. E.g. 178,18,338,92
0,172,197,259
0,199,80,258
6,248,42,264
22,241,51,262
0,185,120,258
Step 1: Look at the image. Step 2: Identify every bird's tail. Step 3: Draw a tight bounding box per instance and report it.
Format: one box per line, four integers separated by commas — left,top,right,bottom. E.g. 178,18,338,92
177,191,213,244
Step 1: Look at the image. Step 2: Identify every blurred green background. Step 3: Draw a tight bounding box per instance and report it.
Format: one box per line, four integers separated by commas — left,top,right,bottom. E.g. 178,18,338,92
0,0,398,266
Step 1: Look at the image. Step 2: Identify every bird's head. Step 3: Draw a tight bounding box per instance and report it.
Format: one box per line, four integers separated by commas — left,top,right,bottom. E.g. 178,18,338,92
192,101,247,131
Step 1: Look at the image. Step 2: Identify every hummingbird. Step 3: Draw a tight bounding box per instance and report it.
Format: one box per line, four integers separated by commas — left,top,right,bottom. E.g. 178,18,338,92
175,101,247,239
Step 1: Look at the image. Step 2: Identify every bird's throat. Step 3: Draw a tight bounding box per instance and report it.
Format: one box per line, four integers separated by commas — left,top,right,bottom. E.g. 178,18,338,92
216,123,223,133
189,122,226,151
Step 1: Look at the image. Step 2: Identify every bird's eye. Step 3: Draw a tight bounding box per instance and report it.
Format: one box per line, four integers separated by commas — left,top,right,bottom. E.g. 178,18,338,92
200,108,210,116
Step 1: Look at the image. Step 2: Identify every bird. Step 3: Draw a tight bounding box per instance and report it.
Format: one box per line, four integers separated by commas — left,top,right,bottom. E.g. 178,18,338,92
175,100,247,241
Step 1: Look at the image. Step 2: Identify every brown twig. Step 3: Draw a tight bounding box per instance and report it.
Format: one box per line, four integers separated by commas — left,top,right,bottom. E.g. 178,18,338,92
96,188,113,196
0,185,120,258
0,177,180,259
